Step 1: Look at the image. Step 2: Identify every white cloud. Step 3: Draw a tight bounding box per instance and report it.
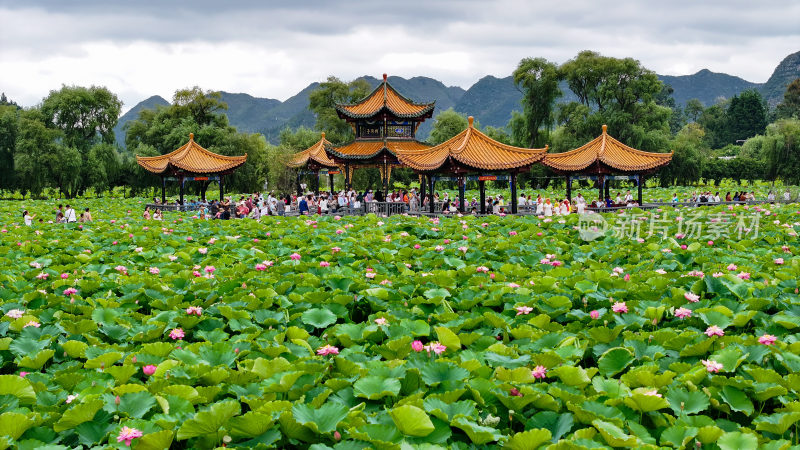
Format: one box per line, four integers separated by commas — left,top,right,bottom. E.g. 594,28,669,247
0,1,797,112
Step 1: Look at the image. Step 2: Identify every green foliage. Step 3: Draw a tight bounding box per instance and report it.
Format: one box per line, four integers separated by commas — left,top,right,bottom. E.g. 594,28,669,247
513,57,561,147
308,76,371,144
763,119,800,184
40,85,122,151
776,78,800,119
726,89,768,142
429,108,479,145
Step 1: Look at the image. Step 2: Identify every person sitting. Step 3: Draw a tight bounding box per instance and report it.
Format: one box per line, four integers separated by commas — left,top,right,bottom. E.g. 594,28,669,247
83,208,93,221
153,209,163,221
142,207,151,220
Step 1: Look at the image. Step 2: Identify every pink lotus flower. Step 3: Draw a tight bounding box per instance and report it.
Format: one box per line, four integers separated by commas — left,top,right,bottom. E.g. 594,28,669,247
612,302,628,313
142,365,157,376
5,309,24,319
444,239,451,244
643,389,662,398
331,247,341,253
427,342,447,355
63,287,78,296
29,261,41,269
264,260,274,267
317,345,339,356
290,253,301,261
655,268,667,274
516,305,533,315
531,365,547,379
727,264,737,271
674,307,692,318
320,261,330,267
66,394,78,403
774,258,784,265
680,245,687,250
134,247,143,253
198,247,208,254
23,320,40,328
186,236,193,242
458,246,468,253
550,261,562,267
207,238,216,244
414,244,421,249
169,328,185,340
112,241,118,245
204,265,215,274
193,271,202,277
476,266,489,273
686,270,704,277
379,279,391,285
489,273,495,279
374,317,388,325
36,272,49,280
684,292,700,302
117,426,143,446
255,263,267,271
590,310,600,319
336,229,344,234
707,240,714,246
758,334,777,346
613,267,624,274
412,340,424,352
509,231,517,236
149,267,160,275
60,273,69,279
737,272,751,280
19,372,28,377
510,387,522,397
701,359,723,373
540,258,551,265
169,255,178,261
623,273,630,281
712,272,724,277
435,245,444,251
185,306,203,316
705,325,724,337
365,272,376,279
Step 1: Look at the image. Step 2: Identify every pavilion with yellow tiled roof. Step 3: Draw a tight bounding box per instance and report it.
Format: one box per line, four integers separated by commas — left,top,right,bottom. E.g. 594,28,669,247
286,132,340,194
322,74,434,196
136,133,247,204
542,124,672,205
396,116,548,214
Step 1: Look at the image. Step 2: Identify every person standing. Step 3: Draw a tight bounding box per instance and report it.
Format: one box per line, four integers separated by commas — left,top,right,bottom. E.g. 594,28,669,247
298,196,309,215
23,210,35,226
64,204,77,223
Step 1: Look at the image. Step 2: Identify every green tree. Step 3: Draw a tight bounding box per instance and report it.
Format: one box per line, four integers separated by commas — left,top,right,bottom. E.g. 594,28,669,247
658,123,704,186
763,119,800,184
40,85,122,150
776,78,800,119
173,87,228,126
86,143,121,195
726,89,767,143
512,57,561,147
697,103,729,149
428,108,473,145
308,76,371,144
685,98,704,122
279,126,322,151
13,109,58,197
0,105,20,192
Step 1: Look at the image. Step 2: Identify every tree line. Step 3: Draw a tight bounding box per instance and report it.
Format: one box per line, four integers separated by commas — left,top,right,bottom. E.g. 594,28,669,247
1,51,799,198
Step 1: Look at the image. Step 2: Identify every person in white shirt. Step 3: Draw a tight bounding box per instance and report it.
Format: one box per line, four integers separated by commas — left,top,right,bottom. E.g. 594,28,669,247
784,189,791,202
543,199,553,216
23,210,35,226
518,194,527,207
319,197,329,213
64,205,77,223
536,197,544,215
560,200,570,215
767,191,775,202
624,190,633,203
615,193,622,204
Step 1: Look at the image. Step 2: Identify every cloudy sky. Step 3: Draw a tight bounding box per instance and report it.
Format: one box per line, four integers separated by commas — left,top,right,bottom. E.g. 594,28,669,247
1,0,798,112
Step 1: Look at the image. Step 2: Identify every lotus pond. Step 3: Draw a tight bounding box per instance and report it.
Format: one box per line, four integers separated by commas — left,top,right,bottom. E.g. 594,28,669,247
1,199,800,449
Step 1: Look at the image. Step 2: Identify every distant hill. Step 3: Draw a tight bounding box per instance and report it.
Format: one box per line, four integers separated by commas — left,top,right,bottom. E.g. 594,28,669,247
658,69,762,107
113,95,169,148
116,50,800,146
761,50,800,106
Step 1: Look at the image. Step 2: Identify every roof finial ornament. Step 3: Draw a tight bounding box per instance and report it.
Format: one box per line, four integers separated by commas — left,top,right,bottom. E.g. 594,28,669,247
383,73,387,82
189,133,194,140
602,124,608,134
321,132,326,140
468,116,474,128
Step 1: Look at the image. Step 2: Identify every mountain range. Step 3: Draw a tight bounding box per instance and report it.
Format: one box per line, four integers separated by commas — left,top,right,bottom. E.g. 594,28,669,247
114,50,800,146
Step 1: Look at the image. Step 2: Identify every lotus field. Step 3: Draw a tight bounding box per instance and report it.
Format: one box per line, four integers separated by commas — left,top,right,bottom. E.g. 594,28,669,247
3,200,800,449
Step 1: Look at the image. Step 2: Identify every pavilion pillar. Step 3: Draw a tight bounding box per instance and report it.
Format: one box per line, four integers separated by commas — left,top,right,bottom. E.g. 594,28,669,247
296,173,302,196
566,175,572,203
510,172,518,214
382,162,389,198
597,175,604,202
329,172,335,193
637,174,643,205
458,176,466,212
161,176,166,204
429,176,435,214
604,177,610,200
420,174,426,206
315,171,320,196
219,175,224,201
479,180,486,215
179,175,185,206
201,181,207,202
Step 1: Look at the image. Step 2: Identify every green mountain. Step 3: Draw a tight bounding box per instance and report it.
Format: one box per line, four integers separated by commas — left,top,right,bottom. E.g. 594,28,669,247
116,50,800,146
658,69,761,107
113,95,169,148
760,50,800,106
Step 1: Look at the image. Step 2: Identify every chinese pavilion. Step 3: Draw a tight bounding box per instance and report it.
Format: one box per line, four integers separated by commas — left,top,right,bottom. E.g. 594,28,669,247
136,133,247,204
396,117,547,214
324,74,434,195
542,125,673,205
286,132,339,194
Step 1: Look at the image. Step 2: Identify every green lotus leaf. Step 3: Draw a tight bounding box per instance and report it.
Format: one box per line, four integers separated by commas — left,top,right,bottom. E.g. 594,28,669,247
592,419,640,447
301,308,338,329
551,366,593,387
503,428,552,449
597,347,635,377
717,431,758,450
54,398,104,432
17,349,54,370
451,416,502,444
353,376,401,400
666,387,709,415
434,326,461,351
754,412,800,435
389,405,435,437
228,411,275,438
116,391,156,419
0,412,34,440
292,402,348,434
623,389,669,412
424,398,477,422
719,386,754,416
0,375,36,405
176,399,240,440
135,430,174,450
659,424,698,447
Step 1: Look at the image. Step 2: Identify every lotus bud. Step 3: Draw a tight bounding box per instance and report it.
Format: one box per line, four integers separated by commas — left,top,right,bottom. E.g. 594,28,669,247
234,348,239,353
334,431,341,441
132,355,137,364
115,395,120,405
113,414,119,420
680,401,685,411
63,351,68,357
